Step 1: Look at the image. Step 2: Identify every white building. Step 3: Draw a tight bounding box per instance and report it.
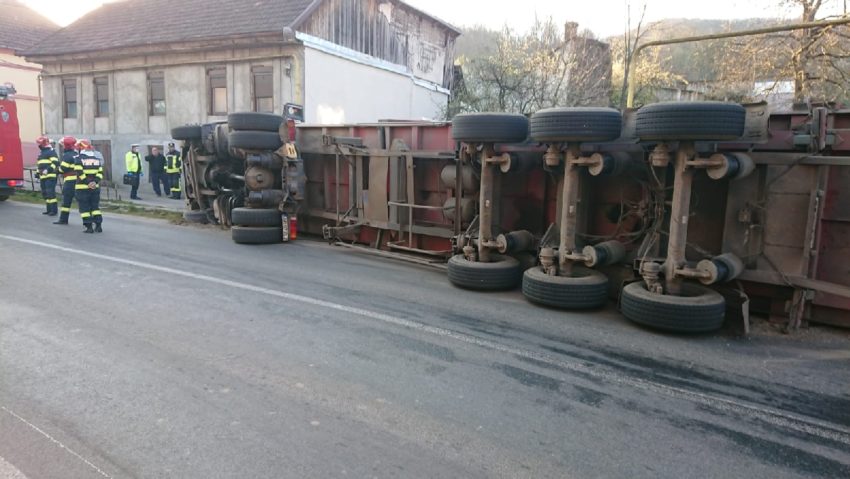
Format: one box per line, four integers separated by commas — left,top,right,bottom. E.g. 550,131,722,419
24,0,459,183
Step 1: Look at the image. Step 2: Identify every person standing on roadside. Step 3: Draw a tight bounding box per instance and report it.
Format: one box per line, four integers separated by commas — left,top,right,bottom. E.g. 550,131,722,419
53,136,79,225
35,135,59,216
145,146,169,197
75,139,104,233
125,144,143,200
164,142,182,199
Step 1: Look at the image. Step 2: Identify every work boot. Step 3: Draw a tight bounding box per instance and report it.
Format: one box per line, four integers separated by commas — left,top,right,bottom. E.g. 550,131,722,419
84,224,94,234
95,224,103,233
47,211,57,216
54,212,70,224
42,210,50,215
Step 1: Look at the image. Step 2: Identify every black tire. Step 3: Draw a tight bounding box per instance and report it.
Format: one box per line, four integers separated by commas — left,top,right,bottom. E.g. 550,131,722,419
621,281,725,333
231,207,281,227
182,209,208,224
447,254,521,291
231,225,282,244
530,107,622,143
522,266,609,309
0,195,8,202
229,131,283,150
228,113,285,132
635,102,745,141
452,113,529,143
172,125,202,141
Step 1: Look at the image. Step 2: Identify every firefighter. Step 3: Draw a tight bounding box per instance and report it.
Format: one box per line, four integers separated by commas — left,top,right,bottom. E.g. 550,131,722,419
165,142,182,199
125,144,143,200
75,139,104,233
35,136,59,216
53,136,79,225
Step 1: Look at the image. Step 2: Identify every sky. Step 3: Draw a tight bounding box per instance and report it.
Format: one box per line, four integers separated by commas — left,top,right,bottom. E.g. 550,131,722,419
21,0,849,38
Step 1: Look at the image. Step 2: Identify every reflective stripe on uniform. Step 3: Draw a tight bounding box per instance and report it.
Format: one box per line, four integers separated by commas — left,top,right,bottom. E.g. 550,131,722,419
60,207,71,213
46,198,58,204
80,212,91,218
91,210,102,216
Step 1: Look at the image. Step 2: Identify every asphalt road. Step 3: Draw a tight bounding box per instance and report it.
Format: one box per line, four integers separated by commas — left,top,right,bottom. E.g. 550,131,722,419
1,201,849,479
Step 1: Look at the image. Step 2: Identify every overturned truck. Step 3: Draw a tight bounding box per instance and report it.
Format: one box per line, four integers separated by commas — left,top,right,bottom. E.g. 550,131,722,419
173,102,850,333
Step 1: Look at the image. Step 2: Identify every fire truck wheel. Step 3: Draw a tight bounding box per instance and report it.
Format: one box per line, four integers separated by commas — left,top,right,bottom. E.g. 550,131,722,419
447,254,521,291
522,266,609,309
182,209,208,224
620,281,725,333
171,125,202,141
228,113,285,132
231,207,281,227
635,102,745,141
451,113,529,144
228,131,284,150
530,107,622,143
231,226,282,244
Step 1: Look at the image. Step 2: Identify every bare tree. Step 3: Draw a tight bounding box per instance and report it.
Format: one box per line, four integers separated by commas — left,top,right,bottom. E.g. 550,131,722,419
711,0,850,103
617,1,648,110
448,18,613,116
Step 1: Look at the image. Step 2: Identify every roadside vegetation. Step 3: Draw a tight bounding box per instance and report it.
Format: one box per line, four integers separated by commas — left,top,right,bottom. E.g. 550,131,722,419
10,189,184,223
448,0,849,114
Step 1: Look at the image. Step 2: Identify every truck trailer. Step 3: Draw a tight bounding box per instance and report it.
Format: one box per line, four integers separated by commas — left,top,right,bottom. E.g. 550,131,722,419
172,101,850,334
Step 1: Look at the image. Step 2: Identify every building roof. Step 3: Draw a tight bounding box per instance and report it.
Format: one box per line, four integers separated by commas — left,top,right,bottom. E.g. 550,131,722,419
0,0,59,52
26,0,315,56
25,0,460,57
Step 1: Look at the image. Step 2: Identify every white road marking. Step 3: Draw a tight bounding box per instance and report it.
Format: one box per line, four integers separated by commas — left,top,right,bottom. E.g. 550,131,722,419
0,406,112,478
0,455,28,479
2,233,849,447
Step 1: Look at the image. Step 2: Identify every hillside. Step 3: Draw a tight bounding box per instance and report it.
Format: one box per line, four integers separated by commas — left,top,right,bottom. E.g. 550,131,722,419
454,18,785,82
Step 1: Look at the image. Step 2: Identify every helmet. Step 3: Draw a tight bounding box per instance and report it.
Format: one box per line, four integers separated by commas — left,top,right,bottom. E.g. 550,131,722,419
36,135,50,148
76,139,92,150
62,136,77,149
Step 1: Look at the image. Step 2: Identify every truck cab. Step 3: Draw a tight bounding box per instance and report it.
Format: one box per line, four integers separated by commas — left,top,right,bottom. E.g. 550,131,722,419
0,84,24,200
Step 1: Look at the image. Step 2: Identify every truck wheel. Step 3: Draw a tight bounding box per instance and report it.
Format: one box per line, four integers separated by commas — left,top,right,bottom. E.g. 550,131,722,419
447,254,521,291
231,225,282,244
530,107,622,143
231,207,281,227
621,281,725,333
229,131,283,150
635,102,745,141
172,125,202,141
452,113,529,143
228,113,285,132
522,266,609,309
245,166,276,191
183,209,208,224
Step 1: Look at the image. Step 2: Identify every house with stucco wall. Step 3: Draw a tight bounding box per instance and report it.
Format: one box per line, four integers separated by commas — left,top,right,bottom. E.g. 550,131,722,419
24,0,459,182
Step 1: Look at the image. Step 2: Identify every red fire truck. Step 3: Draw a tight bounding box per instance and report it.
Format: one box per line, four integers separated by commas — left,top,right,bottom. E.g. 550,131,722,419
0,83,24,201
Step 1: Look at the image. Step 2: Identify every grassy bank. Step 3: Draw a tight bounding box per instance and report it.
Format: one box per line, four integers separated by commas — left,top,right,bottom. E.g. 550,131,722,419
9,189,184,223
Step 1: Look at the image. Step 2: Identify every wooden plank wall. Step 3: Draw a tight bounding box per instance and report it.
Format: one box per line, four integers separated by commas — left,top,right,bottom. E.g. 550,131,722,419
300,0,455,88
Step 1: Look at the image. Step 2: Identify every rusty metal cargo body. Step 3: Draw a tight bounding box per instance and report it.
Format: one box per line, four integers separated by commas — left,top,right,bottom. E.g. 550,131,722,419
296,121,560,255
293,110,850,328
720,108,850,328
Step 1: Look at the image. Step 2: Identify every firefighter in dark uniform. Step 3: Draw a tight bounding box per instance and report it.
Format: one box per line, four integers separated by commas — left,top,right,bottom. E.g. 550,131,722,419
35,136,59,216
165,142,182,199
75,139,104,233
53,136,79,225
